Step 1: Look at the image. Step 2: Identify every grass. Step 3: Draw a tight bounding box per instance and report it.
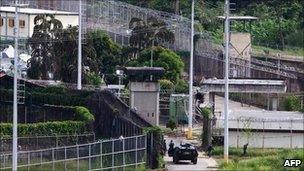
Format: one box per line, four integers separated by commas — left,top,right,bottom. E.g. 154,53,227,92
213,147,304,171
252,45,304,59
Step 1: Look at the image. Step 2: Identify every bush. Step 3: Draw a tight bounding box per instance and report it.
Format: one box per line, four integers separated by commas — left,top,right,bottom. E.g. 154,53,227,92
201,107,212,118
166,118,176,131
284,95,301,111
86,72,104,86
0,121,91,137
159,79,174,90
34,86,67,94
175,79,188,93
75,106,95,123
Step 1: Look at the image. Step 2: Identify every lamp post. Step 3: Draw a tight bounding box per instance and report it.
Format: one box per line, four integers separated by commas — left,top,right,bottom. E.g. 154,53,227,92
116,69,124,97
12,2,28,170
224,0,230,163
77,0,82,90
187,0,195,139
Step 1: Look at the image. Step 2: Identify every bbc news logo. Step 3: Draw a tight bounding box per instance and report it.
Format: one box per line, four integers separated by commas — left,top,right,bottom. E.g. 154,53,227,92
284,159,302,167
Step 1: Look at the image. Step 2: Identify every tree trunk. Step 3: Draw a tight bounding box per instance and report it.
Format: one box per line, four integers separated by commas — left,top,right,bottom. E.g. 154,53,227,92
202,116,212,150
175,0,180,15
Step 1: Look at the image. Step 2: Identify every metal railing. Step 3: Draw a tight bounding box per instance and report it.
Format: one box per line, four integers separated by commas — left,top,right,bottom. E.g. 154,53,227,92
0,134,146,171
0,134,96,154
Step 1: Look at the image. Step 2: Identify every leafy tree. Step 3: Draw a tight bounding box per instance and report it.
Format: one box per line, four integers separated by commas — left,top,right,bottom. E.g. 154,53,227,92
86,30,123,84
127,46,184,83
27,14,63,79
284,95,301,111
129,17,175,55
159,79,175,90
28,14,98,83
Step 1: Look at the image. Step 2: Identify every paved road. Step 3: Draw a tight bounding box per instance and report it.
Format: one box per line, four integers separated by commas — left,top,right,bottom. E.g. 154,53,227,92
164,136,218,171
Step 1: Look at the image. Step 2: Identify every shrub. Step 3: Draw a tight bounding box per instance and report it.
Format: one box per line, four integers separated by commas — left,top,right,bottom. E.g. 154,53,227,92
75,106,95,123
166,118,177,131
159,79,174,90
201,107,212,118
34,85,67,94
0,121,91,137
284,95,301,111
86,72,104,86
175,79,188,93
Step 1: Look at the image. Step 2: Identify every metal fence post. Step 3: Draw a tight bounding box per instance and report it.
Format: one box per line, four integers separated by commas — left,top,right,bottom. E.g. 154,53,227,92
52,148,55,171
64,147,67,171
89,144,91,171
100,140,103,169
123,138,125,171
237,119,239,148
290,120,293,148
40,150,43,170
77,145,80,171
262,121,265,149
27,152,30,171
135,136,138,170
112,140,114,170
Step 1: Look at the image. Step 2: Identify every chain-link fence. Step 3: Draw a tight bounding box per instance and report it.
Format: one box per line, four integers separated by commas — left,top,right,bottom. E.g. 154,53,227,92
0,135,146,171
0,134,96,154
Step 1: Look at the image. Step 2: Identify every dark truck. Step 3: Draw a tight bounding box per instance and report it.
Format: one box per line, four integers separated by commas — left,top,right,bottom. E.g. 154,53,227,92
168,143,198,164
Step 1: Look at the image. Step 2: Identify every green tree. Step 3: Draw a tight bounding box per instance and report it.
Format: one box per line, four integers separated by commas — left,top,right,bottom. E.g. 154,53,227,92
27,14,63,79
86,30,122,84
28,14,98,83
127,46,184,83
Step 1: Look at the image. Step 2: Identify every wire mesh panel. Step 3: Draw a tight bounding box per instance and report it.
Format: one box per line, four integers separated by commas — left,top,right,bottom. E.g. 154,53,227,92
0,135,146,171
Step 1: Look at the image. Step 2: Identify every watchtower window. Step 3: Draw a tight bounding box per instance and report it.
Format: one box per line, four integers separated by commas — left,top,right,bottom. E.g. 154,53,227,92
9,18,14,27
0,17,3,27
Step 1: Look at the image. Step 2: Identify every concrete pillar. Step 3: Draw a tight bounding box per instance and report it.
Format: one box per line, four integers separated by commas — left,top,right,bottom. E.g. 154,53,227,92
271,97,278,111
130,82,160,126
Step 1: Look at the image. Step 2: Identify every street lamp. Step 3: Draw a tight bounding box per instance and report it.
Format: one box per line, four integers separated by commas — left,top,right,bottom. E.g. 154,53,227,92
116,69,124,97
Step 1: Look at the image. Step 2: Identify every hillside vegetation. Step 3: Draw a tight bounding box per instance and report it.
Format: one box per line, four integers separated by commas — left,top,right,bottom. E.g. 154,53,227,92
121,0,304,55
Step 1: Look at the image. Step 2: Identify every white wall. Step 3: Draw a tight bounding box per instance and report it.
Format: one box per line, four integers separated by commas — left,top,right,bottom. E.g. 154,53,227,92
0,12,78,39
228,131,304,148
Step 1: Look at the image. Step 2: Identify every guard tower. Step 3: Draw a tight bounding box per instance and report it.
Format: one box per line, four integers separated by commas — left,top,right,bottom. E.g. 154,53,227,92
124,67,165,126
218,16,258,78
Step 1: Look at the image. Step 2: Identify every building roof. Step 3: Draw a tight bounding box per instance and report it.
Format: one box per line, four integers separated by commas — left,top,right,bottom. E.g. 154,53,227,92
217,16,258,21
217,110,304,131
124,67,165,75
203,79,285,86
0,6,78,15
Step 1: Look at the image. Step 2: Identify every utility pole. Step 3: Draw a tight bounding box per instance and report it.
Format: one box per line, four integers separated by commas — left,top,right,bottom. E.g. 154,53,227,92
12,1,28,170
224,0,230,163
12,1,19,170
187,0,194,139
77,0,82,90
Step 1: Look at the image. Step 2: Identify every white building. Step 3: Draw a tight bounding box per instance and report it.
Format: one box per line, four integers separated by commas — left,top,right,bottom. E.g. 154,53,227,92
0,6,78,39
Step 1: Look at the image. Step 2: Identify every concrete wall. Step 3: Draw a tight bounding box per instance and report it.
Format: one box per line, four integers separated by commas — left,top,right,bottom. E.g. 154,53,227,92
228,131,304,148
130,82,160,126
0,12,78,39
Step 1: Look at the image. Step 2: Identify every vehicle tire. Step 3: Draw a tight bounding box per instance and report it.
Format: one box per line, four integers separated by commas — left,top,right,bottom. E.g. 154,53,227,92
192,157,197,164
